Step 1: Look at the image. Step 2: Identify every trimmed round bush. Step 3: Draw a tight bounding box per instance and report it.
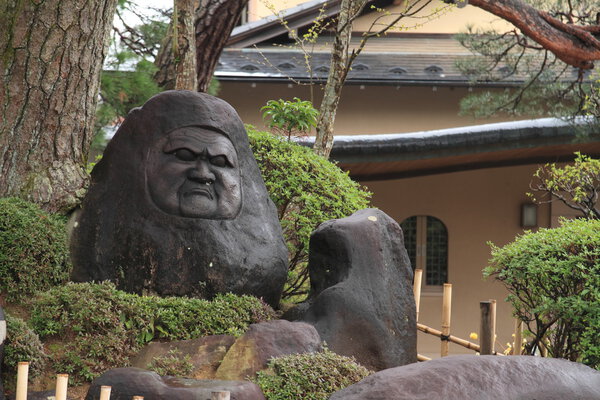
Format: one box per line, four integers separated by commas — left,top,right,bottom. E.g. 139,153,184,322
0,197,71,301
29,282,276,383
247,127,371,300
485,218,600,367
253,348,371,399
3,314,47,378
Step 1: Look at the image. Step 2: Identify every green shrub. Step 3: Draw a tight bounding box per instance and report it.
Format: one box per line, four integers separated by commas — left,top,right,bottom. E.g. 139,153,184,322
254,348,371,400
0,197,71,301
3,314,47,379
247,127,371,300
29,282,275,383
147,349,194,377
485,218,600,367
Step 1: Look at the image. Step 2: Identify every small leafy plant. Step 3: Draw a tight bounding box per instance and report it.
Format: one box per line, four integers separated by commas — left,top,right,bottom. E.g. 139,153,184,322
261,98,319,140
253,348,371,400
529,153,599,219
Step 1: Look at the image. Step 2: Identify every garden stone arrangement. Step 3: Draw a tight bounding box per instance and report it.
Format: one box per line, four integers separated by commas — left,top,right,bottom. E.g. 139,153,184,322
288,208,417,370
70,90,288,307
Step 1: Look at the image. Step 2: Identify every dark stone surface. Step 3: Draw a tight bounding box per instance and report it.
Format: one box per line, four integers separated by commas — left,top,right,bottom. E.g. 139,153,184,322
130,335,236,379
329,355,600,400
85,368,265,400
215,320,322,380
7,391,78,400
290,208,416,371
70,90,288,307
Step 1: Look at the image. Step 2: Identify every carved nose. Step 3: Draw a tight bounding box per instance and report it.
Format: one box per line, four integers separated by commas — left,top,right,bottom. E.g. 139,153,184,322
188,161,215,184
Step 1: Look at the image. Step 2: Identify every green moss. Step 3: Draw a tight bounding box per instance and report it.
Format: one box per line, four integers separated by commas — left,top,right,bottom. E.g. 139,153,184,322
0,197,71,301
254,348,372,400
147,349,194,377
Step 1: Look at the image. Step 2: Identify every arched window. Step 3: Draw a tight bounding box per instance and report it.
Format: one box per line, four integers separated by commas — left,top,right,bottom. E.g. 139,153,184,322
400,216,448,286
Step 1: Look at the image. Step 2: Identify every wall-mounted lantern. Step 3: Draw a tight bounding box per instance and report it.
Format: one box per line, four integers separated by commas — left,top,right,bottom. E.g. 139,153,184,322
521,203,538,228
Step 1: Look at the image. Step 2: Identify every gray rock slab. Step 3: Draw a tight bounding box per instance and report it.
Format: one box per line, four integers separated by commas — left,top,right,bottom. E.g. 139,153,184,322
293,208,416,370
329,355,600,400
85,367,265,400
216,320,321,380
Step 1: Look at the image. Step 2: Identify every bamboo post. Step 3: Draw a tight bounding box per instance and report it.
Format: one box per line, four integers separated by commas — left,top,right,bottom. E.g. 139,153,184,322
413,269,423,322
55,374,69,400
132,397,144,400
480,300,496,355
16,362,29,400
440,283,452,357
512,319,523,355
417,354,431,361
211,392,231,400
100,386,112,400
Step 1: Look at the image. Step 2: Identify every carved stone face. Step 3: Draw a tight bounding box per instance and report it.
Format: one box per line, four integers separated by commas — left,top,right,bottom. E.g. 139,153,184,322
146,127,242,219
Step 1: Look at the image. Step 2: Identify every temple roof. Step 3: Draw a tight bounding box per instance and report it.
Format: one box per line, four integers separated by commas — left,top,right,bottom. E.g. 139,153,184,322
297,118,600,180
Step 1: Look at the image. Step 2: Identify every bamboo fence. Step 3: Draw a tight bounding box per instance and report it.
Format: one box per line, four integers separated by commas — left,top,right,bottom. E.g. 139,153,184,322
413,269,506,359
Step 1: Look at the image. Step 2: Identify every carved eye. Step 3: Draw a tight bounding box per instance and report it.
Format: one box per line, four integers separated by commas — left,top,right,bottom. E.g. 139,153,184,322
210,155,228,167
173,148,196,161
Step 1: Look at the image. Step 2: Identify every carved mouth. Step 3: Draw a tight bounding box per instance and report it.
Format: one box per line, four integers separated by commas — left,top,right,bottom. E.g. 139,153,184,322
184,185,214,200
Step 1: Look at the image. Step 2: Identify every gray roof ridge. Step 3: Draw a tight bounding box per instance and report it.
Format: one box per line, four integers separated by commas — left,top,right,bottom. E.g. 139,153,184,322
298,117,596,145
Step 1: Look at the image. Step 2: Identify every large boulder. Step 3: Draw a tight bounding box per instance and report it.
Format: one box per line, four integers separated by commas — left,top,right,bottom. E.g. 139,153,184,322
85,368,265,400
130,335,236,379
70,90,288,307
330,355,600,400
216,320,321,380
290,208,416,370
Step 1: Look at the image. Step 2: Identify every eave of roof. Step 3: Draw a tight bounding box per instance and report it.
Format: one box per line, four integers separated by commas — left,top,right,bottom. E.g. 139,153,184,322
228,0,341,48
297,118,600,180
215,36,591,86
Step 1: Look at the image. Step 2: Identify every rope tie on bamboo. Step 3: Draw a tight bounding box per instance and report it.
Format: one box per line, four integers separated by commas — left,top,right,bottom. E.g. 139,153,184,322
440,333,450,341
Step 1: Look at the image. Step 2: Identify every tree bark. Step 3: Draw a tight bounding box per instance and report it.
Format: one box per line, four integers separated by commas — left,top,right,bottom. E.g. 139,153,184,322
469,0,600,69
195,0,248,92
313,0,354,158
0,0,118,213
174,0,198,90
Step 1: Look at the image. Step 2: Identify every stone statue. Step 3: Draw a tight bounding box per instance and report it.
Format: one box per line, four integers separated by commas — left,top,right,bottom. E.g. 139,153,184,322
70,91,288,307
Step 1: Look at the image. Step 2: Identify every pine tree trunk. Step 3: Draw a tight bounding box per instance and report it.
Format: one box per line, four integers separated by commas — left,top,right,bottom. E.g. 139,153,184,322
174,0,198,90
0,0,118,213
195,0,248,92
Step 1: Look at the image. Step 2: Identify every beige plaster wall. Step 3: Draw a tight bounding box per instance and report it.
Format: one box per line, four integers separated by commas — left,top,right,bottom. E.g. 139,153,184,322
219,81,512,134
364,165,551,358
353,1,514,34
247,0,514,33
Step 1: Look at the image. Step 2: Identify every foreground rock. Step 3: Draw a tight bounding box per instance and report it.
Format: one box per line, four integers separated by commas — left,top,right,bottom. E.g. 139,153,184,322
330,355,600,400
216,320,321,380
85,368,265,400
130,335,236,379
70,91,288,307
291,208,416,371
